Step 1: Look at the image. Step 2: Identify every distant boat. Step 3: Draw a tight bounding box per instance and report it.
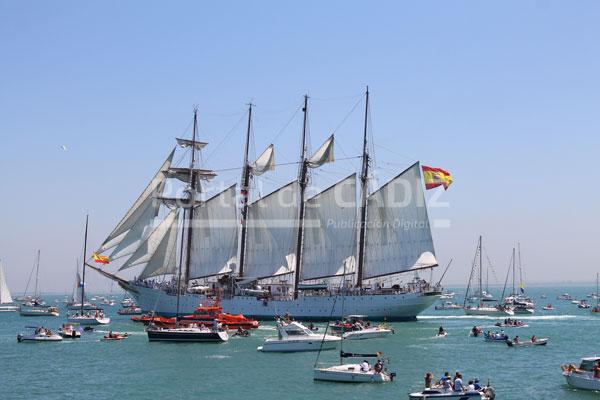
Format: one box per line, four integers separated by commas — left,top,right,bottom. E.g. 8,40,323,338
557,293,573,301
257,319,340,352
19,251,59,317
591,273,600,314
0,260,17,312
17,327,62,342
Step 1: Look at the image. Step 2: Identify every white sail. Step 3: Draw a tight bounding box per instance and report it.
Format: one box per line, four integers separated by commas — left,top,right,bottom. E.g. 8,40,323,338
139,212,180,280
0,261,13,304
252,144,275,176
119,209,179,271
98,149,175,252
189,185,238,279
307,135,334,168
72,271,85,303
109,202,157,260
363,162,438,279
301,174,357,280
244,182,299,279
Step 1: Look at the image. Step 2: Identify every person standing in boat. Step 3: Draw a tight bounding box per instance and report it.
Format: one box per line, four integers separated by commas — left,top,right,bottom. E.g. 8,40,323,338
453,373,464,392
424,372,433,388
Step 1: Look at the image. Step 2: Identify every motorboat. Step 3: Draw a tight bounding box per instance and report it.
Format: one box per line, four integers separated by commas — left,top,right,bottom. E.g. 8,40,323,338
557,293,573,301
562,357,600,391
483,332,508,342
439,291,456,300
67,309,110,325
578,300,590,309
314,352,395,383
542,304,555,311
435,301,463,310
58,324,82,339
257,320,341,352
147,322,229,342
512,305,535,315
17,327,62,342
506,337,548,347
409,388,495,399
343,325,394,340
540,294,547,299
494,319,528,328
102,331,129,341
117,306,143,315
19,302,60,317
121,297,135,307
178,300,260,330
329,315,393,337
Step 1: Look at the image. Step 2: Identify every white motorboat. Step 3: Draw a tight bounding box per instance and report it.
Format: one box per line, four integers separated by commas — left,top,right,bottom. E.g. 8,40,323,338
439,291,456,300
17,327,63,342
314,352,395,383
147,323,229,342
0,260,17,312
68,310,110,325
19,303,60,317
562,357,600,391
343,326,393,340
258,320,341,352
58,324,82,338
409,388,495,399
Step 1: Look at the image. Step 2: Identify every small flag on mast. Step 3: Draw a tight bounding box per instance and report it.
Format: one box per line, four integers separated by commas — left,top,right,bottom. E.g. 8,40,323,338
422,165,453,190
92,252,110,264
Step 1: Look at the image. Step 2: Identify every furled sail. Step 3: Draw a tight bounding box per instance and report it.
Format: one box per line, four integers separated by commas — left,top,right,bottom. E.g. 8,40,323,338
176,138,208,150
0,261,13,304
307,135,334,168
244,182,299,279
252,144,275,176
189,185,238,279
119,209,179,272
301,174,357,280
363,162,438,279
97,149,175,252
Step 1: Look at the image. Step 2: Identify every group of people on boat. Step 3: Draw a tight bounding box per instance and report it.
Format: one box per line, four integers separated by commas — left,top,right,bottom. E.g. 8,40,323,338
561,360,600,379
360,359,384,373
34,326,54,336
497,318,526,327
425,371,483,392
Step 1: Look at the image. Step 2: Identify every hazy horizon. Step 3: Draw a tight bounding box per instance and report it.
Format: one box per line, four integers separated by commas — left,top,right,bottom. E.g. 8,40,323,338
1,1,599,292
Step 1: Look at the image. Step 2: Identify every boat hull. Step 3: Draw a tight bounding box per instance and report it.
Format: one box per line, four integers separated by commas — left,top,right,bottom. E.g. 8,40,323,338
147,329,228,342
409,390,487,399
564,372,600,391
17,334,62,342
67,316,110,325
258,337,340,352
313,364,392,383
19,306,60,317
464,307,513,317
126,284,440,321
0,305,18,312
343,328,393,340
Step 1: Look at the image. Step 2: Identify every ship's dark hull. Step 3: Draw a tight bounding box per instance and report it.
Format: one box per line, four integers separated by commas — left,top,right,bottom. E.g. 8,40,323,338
147,329,227,342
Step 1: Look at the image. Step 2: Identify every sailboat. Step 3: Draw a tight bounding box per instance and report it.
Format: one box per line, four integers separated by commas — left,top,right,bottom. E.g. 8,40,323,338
0,260,18,312
502,243,534,314
19,250,60,317
88,90,441,321
66,262,97,310
67,216,110,325
464,237,513,317
591,273,600,314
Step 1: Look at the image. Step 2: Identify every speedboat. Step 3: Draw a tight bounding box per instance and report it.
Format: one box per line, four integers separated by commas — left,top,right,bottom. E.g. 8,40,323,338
67,309,110,325
409,387,495,399
342,324,393,340
102,332,129,341
147,323,229,342
258,320,341,352
542,304,555,311
483,332,508,342
578,300,590,309
117,306,143,315
19,303,60,317
58,324,82,339
562,357,600,391
121,297,135,307
314,352,395,383
17,327,62,342
506,338,548,347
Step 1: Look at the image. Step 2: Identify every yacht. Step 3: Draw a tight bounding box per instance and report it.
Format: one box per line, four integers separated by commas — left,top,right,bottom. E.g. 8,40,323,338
562,357,600,391
257,320,341,352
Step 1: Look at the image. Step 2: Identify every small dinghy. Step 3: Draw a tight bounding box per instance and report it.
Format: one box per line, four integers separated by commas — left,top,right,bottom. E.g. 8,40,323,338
409,387,495,399
258,320,340,352
542,304,555,311
494,319,528,328
562,357,600,391
102,331,129,341
17,327,62,342
483,332,508,342
506,337,548,347
58,324,82,339
314,351,395,383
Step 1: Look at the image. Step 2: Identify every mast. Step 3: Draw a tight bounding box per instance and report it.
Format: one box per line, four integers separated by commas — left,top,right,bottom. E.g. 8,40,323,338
518,242,523,294
81,215,89,315
184,108,199,284
596,273,599,307
478,236,483,308
511,247,516,296
356,87,370,288
238,103,253,278
34,249,40,299
293,95,309,299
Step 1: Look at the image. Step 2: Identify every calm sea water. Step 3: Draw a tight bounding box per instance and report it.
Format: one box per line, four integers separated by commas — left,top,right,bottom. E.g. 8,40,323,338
2,286,599,400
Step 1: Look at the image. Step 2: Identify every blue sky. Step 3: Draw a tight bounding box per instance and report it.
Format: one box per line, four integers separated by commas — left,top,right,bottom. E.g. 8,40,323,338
1,1,599,292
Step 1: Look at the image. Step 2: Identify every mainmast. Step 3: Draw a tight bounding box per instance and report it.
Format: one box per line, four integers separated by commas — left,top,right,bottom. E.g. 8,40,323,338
356,87,370,288
238,103,253,278
293,95,309,299
184,108,199,284
81,215,89,315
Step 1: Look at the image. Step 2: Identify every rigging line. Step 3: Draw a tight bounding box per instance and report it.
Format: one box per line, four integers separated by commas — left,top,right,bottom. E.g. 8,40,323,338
269,103,303,145
211,156,362,173
373,143,417,162
330,95,364,135
203,111,249,164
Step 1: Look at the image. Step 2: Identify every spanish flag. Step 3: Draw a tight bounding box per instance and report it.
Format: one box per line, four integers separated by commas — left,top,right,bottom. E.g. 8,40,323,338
422,165,453,190
92,252,110,264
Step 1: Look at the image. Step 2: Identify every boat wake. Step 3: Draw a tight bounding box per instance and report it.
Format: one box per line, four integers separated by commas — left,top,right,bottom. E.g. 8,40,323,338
205,355,231,359
419,315,579,321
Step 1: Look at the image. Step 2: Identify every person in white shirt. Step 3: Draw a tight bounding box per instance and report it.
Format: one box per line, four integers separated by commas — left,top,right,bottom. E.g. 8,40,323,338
360,360,370,372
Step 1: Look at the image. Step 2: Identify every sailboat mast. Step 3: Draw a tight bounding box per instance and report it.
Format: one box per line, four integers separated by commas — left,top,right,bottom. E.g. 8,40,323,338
478,236,483,308
184,108,199,284
596,272,599,307
356,87,370,288
293,95,309,300
518,242,523,293
512,247,516,296
81,215,89,315
238,103,253,278
34,249,40,298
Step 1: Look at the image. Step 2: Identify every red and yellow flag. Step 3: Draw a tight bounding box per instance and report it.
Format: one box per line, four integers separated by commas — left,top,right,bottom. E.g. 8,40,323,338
422,165,453,190
92,252,110,264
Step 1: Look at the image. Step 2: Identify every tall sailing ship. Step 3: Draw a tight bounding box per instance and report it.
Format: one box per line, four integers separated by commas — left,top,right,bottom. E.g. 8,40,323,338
89,90,442,321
